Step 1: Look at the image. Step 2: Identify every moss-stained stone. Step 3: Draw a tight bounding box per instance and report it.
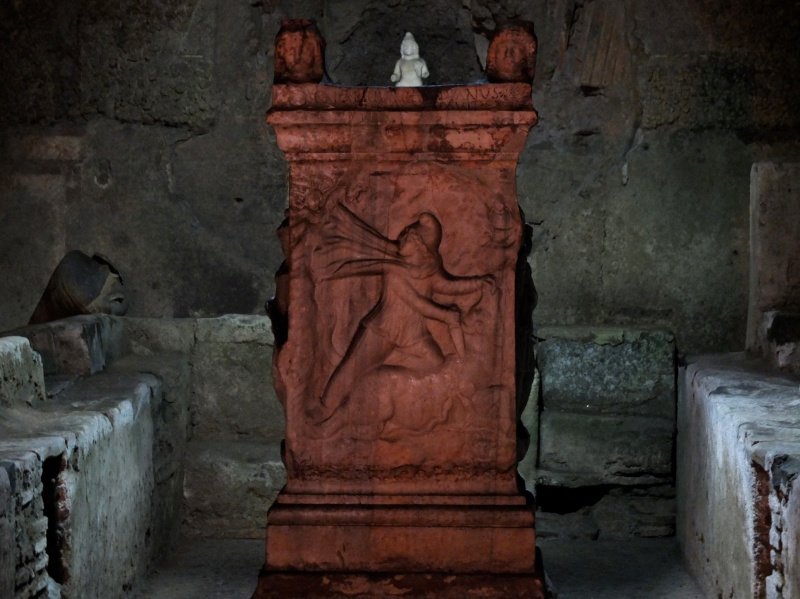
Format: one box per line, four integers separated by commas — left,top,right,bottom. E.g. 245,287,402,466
537,327,675,418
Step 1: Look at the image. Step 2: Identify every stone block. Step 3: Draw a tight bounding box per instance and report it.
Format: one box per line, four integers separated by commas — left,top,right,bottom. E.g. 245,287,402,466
535,482,675,540
0,337,45,407
194,314,275,345
591,486,676,538
122,317,196,355
748,161,800,357
535,510,599,541
537,327,675,418
538,411,673,486
191,317,282,440
38,372,158,599
8,315,126,376
183,439,285,539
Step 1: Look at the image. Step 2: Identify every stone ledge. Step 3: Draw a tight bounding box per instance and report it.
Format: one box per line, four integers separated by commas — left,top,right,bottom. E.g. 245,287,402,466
678,353,800,599
0,372,159,599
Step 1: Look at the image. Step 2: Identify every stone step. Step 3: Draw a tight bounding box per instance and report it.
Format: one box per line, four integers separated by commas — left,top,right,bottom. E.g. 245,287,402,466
533,327,675,488
183,438,285,540
536,326,675,418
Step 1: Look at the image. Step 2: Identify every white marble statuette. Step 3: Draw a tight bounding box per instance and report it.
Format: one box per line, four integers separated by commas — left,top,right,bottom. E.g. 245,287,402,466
390,32,429,87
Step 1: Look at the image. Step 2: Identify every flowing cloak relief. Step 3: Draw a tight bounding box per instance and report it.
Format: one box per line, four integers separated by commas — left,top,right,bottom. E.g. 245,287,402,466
306,203,503,440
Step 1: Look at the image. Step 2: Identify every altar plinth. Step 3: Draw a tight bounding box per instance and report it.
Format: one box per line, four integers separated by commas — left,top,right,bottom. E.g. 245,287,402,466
254,21,544,599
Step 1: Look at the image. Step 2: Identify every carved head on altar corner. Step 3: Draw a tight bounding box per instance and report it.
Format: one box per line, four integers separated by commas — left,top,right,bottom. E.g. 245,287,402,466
486,21,538,84
274,19,326,84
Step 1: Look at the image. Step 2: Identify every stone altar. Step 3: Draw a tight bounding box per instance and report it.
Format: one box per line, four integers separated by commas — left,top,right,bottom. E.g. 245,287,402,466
254,20,544,598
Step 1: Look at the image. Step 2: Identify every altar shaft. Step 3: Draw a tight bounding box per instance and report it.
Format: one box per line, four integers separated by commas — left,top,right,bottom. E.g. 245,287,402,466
255,22,543,598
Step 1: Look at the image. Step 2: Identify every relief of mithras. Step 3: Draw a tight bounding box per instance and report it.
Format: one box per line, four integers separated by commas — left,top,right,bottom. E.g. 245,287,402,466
307,203,501,439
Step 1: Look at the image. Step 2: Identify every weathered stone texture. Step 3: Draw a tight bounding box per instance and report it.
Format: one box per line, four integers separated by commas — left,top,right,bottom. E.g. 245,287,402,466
521,128,751,353
0,450,54,599
532,326,676,538
538,412,673,486
0,315,201,597
50,374,158,599
0,467,13,598
108,352,191,558
191,316,280,439
0,337,45,407
8,315,126,377
591,486,676,538
538,327,674,418
120,315,285,539
534,327,675,486
78,0,218,129
0,372,160,599
182,440,285,539
747,161,800,375
678,354,800,599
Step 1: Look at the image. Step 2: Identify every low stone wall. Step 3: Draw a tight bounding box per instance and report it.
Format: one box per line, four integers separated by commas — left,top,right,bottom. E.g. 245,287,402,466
678,353,800,598
0,334,161,598
122,315,285,539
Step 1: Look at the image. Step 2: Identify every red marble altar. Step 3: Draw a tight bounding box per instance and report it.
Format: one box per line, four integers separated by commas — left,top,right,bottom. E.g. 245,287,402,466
254,21,544,599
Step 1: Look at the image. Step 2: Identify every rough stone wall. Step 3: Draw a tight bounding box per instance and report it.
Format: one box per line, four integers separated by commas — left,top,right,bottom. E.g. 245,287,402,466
1,0,799,353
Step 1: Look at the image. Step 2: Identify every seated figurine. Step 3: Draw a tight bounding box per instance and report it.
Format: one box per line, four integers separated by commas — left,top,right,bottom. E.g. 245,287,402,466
390,32,429,87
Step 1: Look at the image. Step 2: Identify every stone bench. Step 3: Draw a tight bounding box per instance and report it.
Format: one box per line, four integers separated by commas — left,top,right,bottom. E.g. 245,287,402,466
1,312,288,597
678,353,800,598
0,335,161,599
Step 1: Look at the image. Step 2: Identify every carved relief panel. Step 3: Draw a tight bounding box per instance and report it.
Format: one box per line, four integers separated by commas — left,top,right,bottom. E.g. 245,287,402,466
268,113,535,492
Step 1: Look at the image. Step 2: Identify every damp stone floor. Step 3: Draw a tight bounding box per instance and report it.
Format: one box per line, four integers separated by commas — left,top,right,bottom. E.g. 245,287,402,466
132,537,705,598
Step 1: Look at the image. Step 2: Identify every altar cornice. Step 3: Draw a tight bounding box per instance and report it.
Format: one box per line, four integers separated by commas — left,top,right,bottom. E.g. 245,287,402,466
269,82,536,113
